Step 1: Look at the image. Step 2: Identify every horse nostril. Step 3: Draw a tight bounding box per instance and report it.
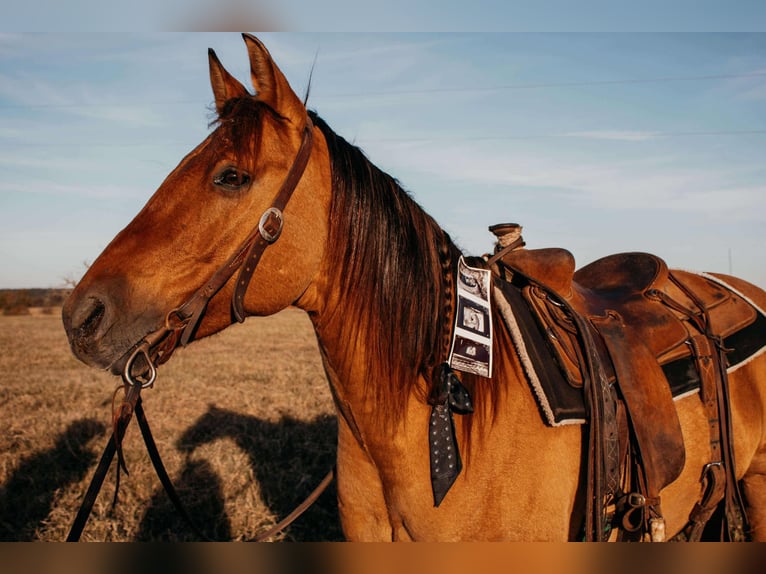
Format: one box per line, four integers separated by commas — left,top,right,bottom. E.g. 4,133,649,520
75,298,107,341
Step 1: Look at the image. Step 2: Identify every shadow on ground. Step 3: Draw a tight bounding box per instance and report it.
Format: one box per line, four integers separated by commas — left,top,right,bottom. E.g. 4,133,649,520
0,418,105,541
136,405,341,541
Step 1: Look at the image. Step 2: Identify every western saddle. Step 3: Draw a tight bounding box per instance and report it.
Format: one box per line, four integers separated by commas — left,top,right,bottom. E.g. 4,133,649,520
486,223,757,542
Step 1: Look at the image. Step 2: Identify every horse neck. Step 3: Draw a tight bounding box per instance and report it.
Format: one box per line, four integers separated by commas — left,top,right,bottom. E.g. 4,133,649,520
299,114,460,432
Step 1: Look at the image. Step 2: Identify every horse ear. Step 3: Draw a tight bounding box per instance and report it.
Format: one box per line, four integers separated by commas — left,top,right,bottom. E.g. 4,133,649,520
208,48,249,114
241,33,305,124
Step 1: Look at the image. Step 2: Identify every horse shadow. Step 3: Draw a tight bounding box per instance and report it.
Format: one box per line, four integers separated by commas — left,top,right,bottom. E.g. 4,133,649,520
0,418,106,541
134,456,233,541
135,406,342,541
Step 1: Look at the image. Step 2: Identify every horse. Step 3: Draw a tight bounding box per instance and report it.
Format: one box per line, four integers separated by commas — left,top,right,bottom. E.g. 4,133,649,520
62,34,766,541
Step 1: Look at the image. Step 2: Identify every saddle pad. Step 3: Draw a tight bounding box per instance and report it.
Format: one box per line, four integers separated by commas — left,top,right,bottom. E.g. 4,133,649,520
494,274,766,427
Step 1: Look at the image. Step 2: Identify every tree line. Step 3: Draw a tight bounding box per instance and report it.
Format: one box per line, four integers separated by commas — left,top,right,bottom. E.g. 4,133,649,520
0,289,71,315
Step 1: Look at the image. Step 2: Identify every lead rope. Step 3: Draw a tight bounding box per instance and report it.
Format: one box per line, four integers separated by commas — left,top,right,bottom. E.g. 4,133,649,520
251,468,335,542
68,382,335,541
135,395,335,542
66,382,141,541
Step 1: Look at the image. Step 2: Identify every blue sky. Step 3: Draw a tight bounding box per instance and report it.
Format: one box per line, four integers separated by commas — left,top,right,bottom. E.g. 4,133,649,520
1,32,765,288
3,2,766,33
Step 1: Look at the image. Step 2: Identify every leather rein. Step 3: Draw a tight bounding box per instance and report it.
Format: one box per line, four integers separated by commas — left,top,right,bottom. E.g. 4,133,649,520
67,116,335,541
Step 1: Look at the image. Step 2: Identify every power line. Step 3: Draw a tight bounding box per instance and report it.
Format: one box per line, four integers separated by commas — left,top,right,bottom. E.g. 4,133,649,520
353,129,766,144
1,70,765,110
320,71,766,98
0,100,202,110
0,128,763,150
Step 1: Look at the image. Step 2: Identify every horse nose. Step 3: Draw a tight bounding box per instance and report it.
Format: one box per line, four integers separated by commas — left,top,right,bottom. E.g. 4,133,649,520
63,294,108,356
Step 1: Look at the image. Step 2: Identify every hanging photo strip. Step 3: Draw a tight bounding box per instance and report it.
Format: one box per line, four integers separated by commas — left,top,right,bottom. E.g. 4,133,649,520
448,256,493,378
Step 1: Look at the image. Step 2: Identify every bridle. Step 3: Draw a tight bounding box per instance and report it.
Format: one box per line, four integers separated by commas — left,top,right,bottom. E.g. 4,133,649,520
67,115,334,541
164,113,314,352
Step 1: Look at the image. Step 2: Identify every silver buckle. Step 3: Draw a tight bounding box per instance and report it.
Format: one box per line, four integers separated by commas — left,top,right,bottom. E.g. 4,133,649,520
123,342,157,389
259,207,284,243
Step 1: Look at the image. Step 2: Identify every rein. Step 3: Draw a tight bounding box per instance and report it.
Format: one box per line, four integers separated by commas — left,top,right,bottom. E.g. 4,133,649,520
67,116,335,541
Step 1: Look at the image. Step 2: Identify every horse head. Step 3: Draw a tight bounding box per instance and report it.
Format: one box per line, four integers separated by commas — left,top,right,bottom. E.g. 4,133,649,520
63,34,331,374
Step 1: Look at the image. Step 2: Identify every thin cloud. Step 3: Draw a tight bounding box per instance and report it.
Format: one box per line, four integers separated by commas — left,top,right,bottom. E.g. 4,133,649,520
0,75,166,127
0,33,28,58
0,179,148,201
67,103,166,127
560,130,660,142
0,126,23,139
722,67,766,101
372,139,766,222
0,71,69,107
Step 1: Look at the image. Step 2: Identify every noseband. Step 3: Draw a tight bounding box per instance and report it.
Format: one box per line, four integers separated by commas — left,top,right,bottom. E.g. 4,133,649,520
68,116,332,541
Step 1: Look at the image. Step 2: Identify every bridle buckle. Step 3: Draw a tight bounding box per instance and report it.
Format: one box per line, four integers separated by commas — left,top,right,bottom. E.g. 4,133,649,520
123,342,157,389
258,207,284,243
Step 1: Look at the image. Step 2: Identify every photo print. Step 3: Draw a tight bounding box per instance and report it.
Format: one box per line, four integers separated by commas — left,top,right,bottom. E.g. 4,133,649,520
450,335,491,378
457,260,490,300
449,256,493,378
458,299,490,338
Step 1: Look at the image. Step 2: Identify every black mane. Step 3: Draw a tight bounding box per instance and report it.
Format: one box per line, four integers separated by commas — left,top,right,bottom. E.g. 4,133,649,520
309,111,460,416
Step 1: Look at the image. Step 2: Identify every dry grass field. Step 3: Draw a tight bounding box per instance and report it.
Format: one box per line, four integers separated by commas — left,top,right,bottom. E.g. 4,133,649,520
0,307,342,542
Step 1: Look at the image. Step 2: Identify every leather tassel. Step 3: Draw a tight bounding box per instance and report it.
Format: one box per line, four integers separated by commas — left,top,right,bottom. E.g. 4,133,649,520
429,364,473,507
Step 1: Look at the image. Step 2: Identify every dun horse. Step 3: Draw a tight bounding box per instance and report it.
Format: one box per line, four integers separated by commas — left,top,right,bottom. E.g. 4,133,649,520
63,34,766,541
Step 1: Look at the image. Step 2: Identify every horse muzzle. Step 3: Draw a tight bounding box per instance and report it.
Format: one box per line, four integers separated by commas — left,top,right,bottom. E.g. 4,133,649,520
62,282,163,374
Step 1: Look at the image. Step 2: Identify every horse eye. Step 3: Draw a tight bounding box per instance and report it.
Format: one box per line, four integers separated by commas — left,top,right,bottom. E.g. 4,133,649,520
214,168,251,190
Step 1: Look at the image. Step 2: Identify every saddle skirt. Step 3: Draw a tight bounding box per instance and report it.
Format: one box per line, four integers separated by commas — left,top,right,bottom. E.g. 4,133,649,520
494,248,766,427
492,243,766,517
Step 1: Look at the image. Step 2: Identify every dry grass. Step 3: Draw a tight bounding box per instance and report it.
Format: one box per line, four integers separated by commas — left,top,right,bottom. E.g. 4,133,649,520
0,307,342,541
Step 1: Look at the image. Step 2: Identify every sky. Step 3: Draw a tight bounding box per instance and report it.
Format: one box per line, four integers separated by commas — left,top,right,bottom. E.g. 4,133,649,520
1,31,766,289
3,2,766,33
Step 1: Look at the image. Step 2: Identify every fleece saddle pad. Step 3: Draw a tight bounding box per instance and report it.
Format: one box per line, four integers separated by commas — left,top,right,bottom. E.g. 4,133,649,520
494,273,766,427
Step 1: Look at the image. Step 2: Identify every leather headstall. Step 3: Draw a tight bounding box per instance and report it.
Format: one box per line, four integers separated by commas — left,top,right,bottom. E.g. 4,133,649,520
177,114,315,345
68,115,322,542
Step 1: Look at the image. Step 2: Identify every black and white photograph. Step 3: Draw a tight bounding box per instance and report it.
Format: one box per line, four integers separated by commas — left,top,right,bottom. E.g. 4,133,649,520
450,335,491,378
449,256,494,378
457,262,490,301
458,299,490,338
